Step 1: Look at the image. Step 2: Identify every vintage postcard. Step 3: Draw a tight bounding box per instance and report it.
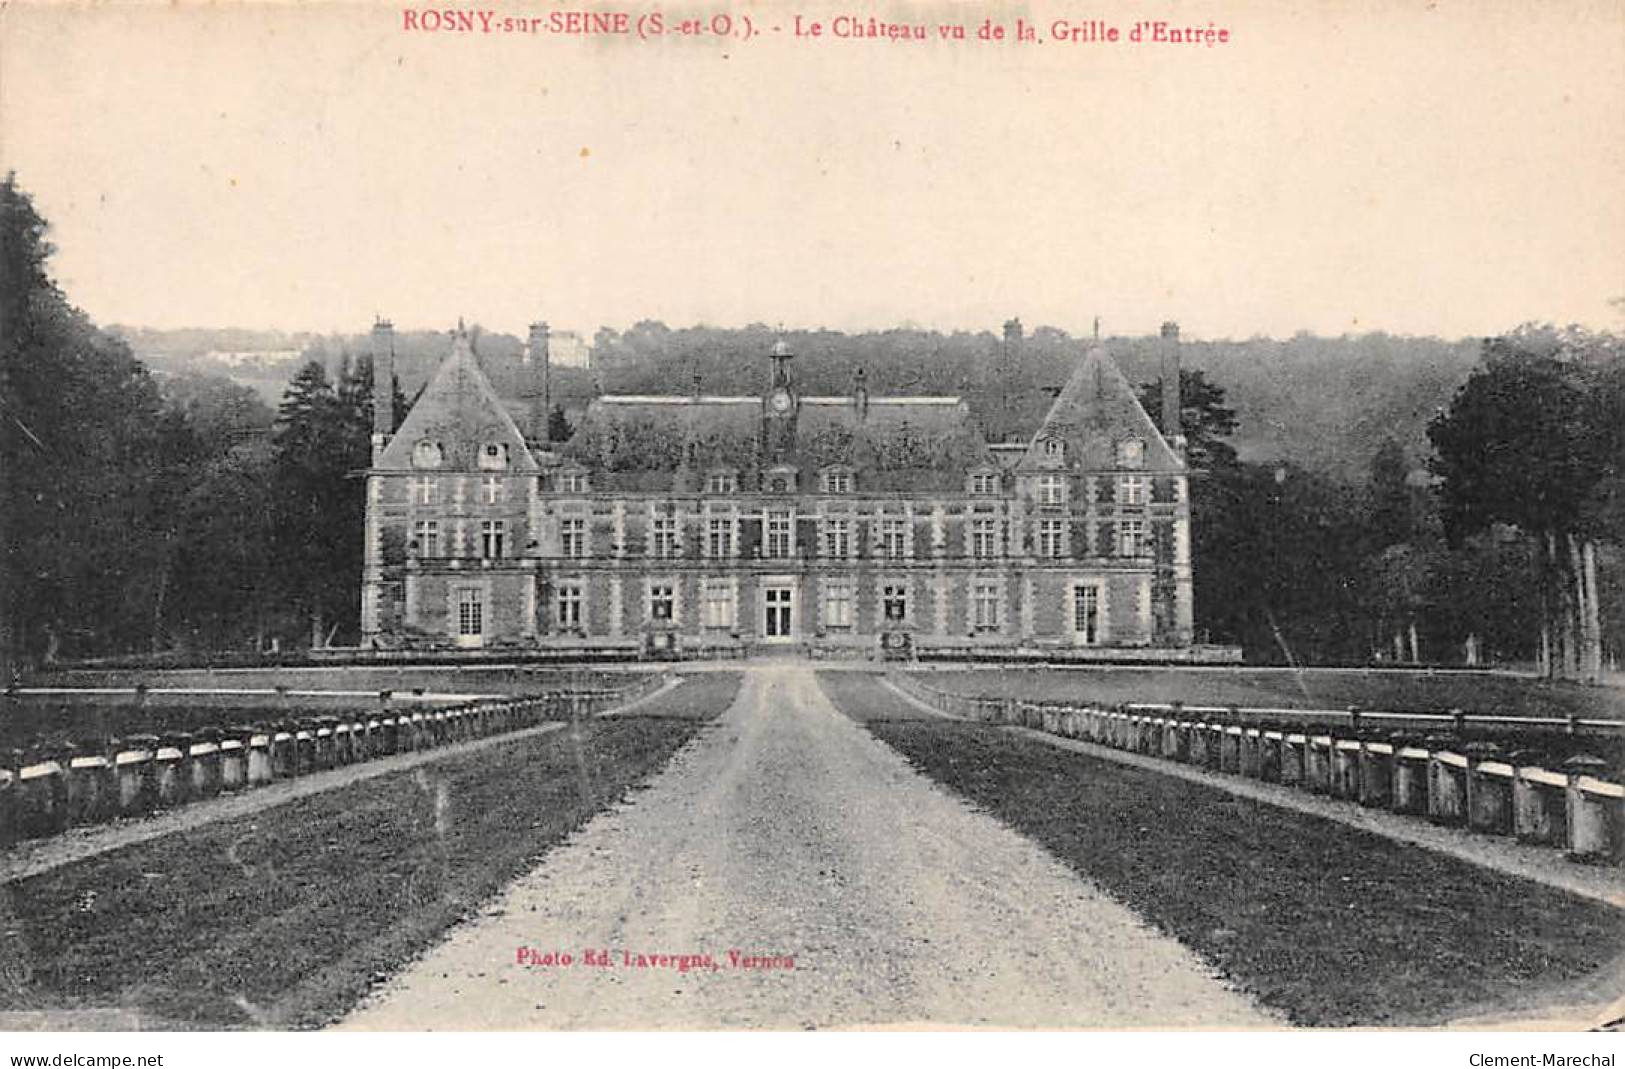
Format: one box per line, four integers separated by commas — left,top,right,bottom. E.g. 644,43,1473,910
0,0,1621,1050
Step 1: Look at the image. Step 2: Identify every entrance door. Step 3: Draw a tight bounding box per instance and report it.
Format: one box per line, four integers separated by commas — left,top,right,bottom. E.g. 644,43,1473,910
455,587,485,648
763,586,794,641
1071,584,1101,646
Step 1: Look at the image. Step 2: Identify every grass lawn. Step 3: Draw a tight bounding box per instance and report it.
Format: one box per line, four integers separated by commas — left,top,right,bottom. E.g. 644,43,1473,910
819,672,1625,1027
608,672,743,720
0,673,740,1029
816,670,941,723
914,666,1625,722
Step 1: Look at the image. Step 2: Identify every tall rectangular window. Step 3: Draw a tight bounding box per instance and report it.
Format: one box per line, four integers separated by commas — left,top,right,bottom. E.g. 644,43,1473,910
480,519,505,559
482,476,504,505
824,519,851,559
823,581,854,628
413,519,440,557
707,517,733,559
1038,519,1065,558
702,580,734,628
651,515,678,559
560,518,587,559
1120,476,1147,506
1119,517,1148,556
556,584,583,630
649,584,675,623
882,583,908,623
971,518,998,559
973,581,1000,631
456,588,483,637
1037,474,1065,506
412,477,437,505
880,518,908,559
1073,585,1101,644
766,510,793,558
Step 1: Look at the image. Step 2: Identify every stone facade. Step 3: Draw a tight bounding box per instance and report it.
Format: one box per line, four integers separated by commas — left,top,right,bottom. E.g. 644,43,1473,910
360,319,1195,656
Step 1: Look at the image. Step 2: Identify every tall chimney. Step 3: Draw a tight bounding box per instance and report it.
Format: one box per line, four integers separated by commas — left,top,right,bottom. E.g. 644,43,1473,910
1159,320,1182,449
371,317,395,448
853,366,869,422
528,320,551,445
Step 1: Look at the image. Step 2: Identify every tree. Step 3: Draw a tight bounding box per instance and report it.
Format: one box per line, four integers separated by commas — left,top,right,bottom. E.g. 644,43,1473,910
1367,438,1413,550
547,404,574,443
1,174,175,668
269,359,370,648
1137,369,1239,473
1428,326,1621,680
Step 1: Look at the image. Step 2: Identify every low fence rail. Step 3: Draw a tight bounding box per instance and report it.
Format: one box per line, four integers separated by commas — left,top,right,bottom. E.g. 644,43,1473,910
0,672,671,847
891,673,1625,867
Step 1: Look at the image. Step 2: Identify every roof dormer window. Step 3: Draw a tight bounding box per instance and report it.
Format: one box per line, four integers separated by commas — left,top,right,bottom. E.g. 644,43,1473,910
558,470,589,494
765,467,797,494
969,471,999,495
478,442,509,470
1117,437,1145,468
412,440,444,469
1042,437,1065,460
706,471,737,495
823,468,853,494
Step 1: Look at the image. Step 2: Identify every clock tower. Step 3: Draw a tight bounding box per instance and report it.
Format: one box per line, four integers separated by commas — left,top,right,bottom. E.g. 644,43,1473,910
762,338,798,462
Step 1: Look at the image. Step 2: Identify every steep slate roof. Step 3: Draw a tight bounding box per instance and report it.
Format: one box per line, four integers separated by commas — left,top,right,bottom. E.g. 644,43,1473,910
561,393,994,492
1015,345,1183,472
376,329,539,472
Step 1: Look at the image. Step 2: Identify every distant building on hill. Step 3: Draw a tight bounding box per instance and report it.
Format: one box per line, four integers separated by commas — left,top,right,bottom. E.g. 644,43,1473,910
357,316,1210,659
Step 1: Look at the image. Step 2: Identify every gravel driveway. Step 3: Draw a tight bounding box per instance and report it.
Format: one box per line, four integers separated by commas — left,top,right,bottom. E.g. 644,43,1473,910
339,665,1271,1030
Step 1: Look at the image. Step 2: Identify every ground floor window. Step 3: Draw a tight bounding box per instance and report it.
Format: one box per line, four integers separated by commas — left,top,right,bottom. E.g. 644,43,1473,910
823,581,854,628
1073,584,1102,644
702,580,735,628
649,583,676,623
881,583,908,624
556,583,583,630
456,587,484,637
972,581,1000,631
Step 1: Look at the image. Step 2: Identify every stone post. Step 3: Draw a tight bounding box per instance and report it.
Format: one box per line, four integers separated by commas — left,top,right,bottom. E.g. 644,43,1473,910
220,730,249,791
247,727,274,786
1240,728,1262,779
1466,748,1515,836
1563,755,1621,864
1427,749,1469,826
1391,739,1428,815
270,726,296,778
1259,730,1283,783
1512,761,1567,847
191,728,223,799
154,733,192,808
1357,740,1394,809
0,747,22,846
1281,733,1306,788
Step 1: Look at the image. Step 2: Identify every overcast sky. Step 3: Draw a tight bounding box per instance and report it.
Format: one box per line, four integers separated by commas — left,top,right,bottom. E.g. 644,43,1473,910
2,0,1621,341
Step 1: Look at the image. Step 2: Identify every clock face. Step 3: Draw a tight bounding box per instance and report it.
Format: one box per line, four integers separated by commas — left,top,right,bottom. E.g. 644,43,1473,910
769,389,793,413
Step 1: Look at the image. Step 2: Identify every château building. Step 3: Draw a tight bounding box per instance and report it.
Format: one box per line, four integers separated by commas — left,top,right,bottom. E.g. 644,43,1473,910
359,317,1199,658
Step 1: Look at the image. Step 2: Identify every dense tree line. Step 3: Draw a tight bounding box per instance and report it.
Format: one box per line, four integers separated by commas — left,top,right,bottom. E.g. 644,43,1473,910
0,177,376,671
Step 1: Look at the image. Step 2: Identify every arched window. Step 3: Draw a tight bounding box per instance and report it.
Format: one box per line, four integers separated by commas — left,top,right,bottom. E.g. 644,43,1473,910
412,440,444,469
1042,437,1064,459
478,442,509,470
